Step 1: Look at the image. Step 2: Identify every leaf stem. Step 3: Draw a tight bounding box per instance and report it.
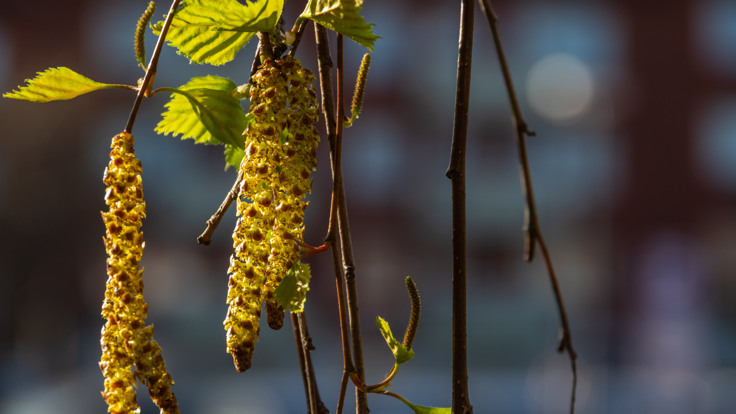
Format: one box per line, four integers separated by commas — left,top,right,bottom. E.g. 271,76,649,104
477,1,577,412
125,0,181,134
365,363,398,392
446,0,474,413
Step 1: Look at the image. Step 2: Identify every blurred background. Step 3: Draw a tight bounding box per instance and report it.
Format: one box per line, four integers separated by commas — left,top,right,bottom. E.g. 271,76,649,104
1,0,736,412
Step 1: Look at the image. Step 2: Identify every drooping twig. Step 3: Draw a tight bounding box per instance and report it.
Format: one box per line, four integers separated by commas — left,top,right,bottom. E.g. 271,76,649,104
476,0,537,261
125,0,182,134
196,171,243,245
292,313,314,412
292,312,329,414
477,1,577,412
445,0,474,413
314,23,360,414
335,33,369,414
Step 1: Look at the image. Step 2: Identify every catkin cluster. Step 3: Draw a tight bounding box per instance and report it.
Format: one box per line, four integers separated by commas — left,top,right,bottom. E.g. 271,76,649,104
225,56,319,372
100,132,179,414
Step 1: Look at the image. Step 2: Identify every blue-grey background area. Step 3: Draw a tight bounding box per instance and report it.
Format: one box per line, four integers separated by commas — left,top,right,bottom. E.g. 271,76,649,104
1,0,736,413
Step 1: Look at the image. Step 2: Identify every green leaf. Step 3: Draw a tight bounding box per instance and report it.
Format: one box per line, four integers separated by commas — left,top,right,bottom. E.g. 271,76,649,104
274,263,312,312
154,0,284,65
300,0,379,51
404,402,451,414
376,316,415,365
224,144,245,170
155,76,248,149
3,67,118,102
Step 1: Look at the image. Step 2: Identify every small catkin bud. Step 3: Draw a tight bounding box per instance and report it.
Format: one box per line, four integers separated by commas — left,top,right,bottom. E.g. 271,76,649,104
135,2,156,70
100,132,179,414
344,53,371,128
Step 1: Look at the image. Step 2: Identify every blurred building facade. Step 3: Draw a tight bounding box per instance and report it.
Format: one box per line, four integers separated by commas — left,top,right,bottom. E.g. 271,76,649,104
1,0,735,413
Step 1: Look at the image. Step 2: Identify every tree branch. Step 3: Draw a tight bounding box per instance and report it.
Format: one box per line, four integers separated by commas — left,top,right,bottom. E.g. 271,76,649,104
477,1,577,412
446,1,474,413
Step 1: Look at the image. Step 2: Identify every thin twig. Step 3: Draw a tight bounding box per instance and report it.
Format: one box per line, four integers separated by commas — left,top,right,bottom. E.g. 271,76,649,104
335,33,369,414
336,370,350,414
292,312,327,413
196,171,243,245
292,313,313,411
445,0,474,413
298,312,330,414
476,0,537,260
477,1,578,412
314,23,359,414
125,0,181,134
538,233,578,413
288,18,309,58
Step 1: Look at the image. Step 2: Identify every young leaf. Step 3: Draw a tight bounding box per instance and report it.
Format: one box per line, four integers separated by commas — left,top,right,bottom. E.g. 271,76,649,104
404,402,451,414
224,144,245,170
3,67,119,102
386,392,451,414
299,0,379,51
155,76,249,148
274,263,312,313
153,0,284,65
376,316,415,365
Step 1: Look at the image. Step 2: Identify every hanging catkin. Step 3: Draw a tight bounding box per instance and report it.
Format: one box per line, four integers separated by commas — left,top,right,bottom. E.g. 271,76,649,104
225,59,288,372
100,132,179,414
225,56,319,372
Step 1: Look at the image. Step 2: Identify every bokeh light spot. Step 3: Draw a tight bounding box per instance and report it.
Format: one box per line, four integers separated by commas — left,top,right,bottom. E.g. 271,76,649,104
526,53,594,123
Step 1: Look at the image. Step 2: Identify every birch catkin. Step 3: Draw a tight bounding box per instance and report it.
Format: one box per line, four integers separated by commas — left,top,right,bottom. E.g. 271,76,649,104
226,59,288,372
100,132,179,414
225,56,319,372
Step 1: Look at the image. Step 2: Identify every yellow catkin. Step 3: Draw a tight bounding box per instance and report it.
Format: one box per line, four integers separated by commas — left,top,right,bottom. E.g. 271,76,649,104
225,56,319,372
265,56,319,325
225,59,288,372
100,132,179,414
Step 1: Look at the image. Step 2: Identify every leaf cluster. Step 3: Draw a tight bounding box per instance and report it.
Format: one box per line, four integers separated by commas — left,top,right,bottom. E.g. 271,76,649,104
4,0,379,170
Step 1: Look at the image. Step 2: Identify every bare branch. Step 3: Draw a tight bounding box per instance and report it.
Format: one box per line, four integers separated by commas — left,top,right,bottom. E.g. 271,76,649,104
446,0,475,412
477,1,578,412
